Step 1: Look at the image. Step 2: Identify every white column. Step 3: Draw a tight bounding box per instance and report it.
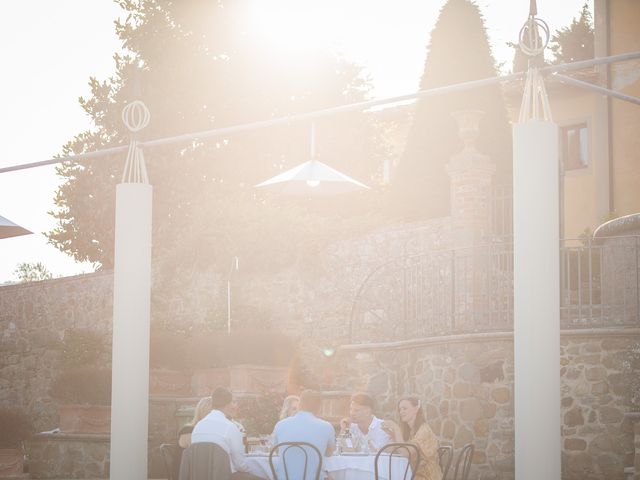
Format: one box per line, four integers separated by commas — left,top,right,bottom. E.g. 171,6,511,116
513,120,561,480
110,183,153,480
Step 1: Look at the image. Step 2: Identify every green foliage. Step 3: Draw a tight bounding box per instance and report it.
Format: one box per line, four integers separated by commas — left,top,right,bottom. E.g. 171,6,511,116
237,392,285,435
393,0,512,219
50,367,112,405
59,329,107,370
13,262,53,283
0,408,33,448
549,3,594,65
47,0,389,274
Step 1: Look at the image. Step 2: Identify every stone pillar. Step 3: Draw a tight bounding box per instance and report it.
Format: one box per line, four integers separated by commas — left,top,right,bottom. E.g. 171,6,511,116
447,110,496,248
446,110,496,330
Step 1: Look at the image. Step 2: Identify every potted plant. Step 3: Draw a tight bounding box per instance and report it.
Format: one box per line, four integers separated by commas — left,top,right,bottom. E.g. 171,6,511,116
0,408,33,476
149,330,191,396
50,367,112,434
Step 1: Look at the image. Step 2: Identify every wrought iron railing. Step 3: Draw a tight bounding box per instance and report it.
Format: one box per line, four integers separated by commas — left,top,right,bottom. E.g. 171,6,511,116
348,236,640,344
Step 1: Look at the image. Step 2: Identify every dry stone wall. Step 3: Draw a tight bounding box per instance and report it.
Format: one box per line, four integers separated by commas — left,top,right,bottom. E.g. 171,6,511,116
1,219,639,479
333,330,639,480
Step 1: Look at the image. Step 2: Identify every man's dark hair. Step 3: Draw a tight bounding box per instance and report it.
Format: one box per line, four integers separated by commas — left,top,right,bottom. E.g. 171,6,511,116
299,390,323,414
211,387,233,410
351,392,375,410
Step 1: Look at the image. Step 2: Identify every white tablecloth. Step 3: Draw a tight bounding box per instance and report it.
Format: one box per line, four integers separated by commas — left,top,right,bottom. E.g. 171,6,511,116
244,453,411,480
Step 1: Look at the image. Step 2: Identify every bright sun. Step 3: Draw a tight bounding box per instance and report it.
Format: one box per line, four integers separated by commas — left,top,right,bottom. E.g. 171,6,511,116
244,0,345,53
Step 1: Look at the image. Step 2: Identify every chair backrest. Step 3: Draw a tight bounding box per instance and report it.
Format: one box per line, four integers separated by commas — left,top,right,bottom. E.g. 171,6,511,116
374,442,421,480
160,443,180,480
437,445,453,480
179,442,231,480
452,443,474,480
269,441,323,480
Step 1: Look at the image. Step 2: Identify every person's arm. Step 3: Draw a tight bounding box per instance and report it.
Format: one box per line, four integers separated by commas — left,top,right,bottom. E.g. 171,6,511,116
374,423,393,450
228,424,251,472
325,424,336,456
380,420,403,443
178,432,191,449
178,425,193,449
338,417,349,435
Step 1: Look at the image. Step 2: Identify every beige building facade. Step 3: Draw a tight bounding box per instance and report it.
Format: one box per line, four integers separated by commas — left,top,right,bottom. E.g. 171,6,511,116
555,0,640,238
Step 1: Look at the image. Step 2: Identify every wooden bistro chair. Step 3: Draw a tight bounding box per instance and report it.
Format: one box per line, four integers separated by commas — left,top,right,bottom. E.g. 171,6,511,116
160,443,180,480
437,444,453,479
374,442,421,480
269,441,323,480
452,443,474,480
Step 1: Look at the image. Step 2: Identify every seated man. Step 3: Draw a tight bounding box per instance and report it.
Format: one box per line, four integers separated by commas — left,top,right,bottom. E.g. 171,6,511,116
339,392,391,451
191,387,264,479
272,390,335,479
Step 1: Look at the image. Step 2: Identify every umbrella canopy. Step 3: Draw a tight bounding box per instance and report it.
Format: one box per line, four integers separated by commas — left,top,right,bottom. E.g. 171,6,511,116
0,215,32,239
256,159,370,195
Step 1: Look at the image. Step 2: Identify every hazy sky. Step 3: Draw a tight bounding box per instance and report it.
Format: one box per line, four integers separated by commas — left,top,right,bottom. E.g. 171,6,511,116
0,0,592,282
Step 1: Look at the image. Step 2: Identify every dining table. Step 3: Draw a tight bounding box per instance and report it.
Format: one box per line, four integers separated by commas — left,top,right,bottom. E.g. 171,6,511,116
244,451,412,480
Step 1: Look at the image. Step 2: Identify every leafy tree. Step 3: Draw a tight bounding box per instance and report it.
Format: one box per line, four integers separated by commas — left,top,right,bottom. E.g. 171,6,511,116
13,262,54,283
48,0,389,274
392,0,512,219
549,3,594,64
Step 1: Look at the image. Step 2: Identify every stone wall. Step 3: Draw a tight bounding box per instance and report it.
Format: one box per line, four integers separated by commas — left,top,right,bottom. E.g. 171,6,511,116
0,218,449,430
332,329,640,480
1,221,639,479
0,272,113,430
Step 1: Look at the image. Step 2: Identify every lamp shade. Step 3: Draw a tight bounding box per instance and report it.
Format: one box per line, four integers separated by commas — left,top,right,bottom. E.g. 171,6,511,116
256,159,369,195
0,215,32,239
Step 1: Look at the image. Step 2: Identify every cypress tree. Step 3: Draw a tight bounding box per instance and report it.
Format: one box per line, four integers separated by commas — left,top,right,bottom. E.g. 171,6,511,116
392,0,512,219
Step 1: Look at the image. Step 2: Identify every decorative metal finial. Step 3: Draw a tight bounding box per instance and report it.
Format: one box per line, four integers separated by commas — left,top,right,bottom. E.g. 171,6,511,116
518,0,552,122
121,100,151,183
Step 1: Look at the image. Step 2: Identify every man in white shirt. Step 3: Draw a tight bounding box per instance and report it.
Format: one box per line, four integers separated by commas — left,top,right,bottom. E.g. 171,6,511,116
191,387,264,479
339,392,391,451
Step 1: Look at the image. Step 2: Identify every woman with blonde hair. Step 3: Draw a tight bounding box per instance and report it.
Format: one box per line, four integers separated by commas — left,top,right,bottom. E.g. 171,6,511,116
381,396,442,480
278,395,300,420
178,396,213,448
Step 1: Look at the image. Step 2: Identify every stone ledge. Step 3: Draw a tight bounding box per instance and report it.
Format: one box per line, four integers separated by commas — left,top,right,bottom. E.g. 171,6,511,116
0,270,112,292
30,433,110,443
338,327,640,352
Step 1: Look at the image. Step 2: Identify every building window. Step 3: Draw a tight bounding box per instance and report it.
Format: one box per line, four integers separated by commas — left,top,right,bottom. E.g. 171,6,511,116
561,123,589,170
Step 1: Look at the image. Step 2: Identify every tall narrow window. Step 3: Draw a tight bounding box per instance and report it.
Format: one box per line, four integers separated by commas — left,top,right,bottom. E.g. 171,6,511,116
561,123,589,170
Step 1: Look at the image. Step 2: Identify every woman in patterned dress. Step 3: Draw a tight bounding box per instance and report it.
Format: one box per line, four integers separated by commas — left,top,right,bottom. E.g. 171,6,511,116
381,396,443,480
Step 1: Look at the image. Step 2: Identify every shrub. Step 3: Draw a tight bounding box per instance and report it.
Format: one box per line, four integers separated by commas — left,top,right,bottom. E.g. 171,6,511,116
0,409,33,448
237,392,285,436
50,367,112,405
60,329,108,370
